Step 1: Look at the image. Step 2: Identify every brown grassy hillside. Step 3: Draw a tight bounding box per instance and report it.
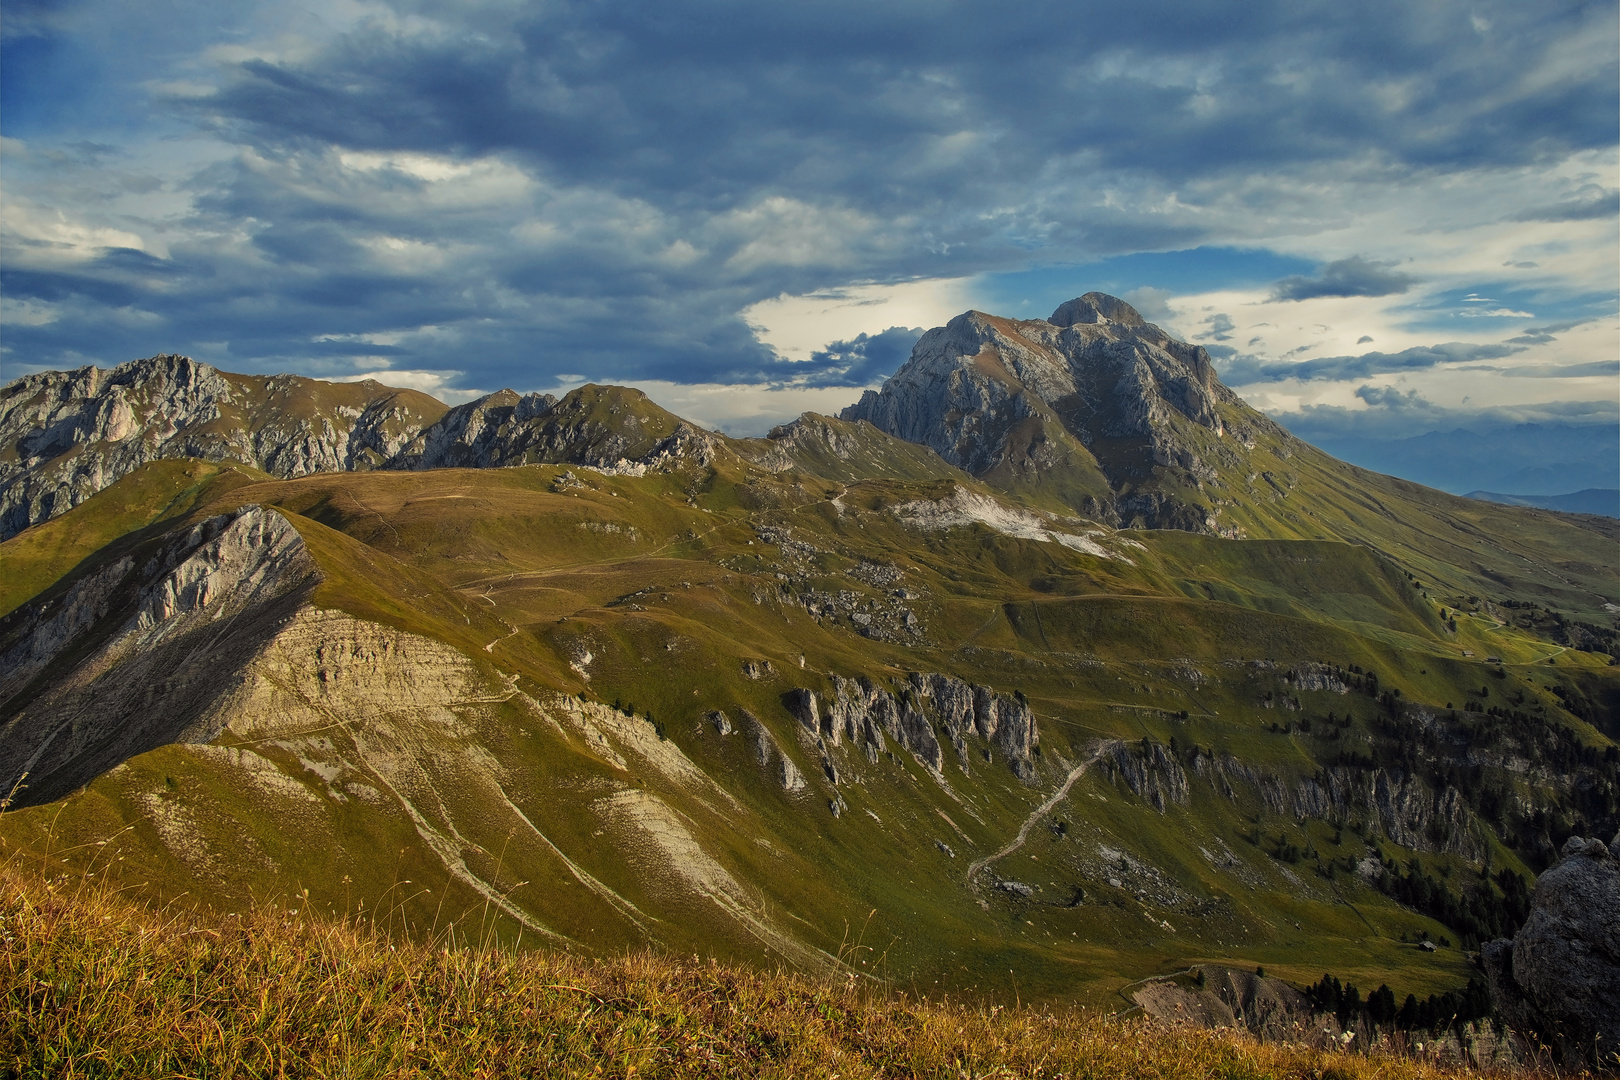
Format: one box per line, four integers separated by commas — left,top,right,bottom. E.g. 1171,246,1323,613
3,859,1534,1080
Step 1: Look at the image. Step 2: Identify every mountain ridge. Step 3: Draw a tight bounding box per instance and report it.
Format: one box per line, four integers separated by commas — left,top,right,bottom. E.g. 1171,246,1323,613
0,357,719,541
1,295,1615,1016
1466,488,1620,519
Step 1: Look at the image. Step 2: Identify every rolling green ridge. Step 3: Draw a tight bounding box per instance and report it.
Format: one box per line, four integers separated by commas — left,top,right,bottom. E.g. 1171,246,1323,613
2,415,1614,1009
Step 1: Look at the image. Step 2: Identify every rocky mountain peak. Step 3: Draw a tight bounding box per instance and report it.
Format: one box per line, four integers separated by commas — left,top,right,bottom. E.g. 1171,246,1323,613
841,293,1296,533
1048,292,1148,328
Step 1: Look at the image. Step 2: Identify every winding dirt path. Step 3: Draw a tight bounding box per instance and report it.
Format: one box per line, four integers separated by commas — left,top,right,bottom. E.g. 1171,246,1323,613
967,739,1118,885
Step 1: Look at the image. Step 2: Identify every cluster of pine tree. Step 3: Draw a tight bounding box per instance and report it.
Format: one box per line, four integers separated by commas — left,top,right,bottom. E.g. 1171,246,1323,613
1375,862,1531,947
1352,690,1617,873
1501,600,1620,664
1305,974,1495,1036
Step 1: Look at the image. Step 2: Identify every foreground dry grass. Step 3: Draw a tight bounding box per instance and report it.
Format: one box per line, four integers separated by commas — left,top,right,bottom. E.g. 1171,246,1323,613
3,868,1523,1080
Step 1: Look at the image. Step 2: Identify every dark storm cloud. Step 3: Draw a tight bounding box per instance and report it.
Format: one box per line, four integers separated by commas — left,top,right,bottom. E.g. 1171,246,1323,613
4,0,1616,390
195,1,1620,198
1269,256,1419,301
1219,341,1522,384
802,327,924,388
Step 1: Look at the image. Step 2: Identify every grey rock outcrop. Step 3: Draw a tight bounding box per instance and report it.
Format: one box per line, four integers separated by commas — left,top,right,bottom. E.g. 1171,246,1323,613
970,683,1038,776
1289,768,1481,860
826,675,942,771
742,709,806,793
905,673,1038,778
1482,834,1620,1070
0,356,446,538
1286,663,1351,694
786,672,1039,780
1133,966,1336,1045
1193,752,1483,859
1107,740,1190,812
390,384,719,475
388,389,558,469
1133,965,1517,1064
784,688,821,736
0,360,718,540
0,505,321,807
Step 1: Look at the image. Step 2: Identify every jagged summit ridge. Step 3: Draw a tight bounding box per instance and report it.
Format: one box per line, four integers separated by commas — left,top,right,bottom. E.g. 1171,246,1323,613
841,293,1290,532
0,357,716,539
0,355,448,537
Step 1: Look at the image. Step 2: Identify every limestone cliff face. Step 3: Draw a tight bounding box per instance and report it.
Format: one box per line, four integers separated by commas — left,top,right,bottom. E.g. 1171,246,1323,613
385,384,718,474
842,293,1293,532
0,505,321,806
0,362,717,540
786,671,1038,780
1189,751,1480,858
827,675,944,771
912,673,1038,779
1288,767,1480,859
842,310,1105,487
0,356,447,538
1107,741,1191,812
388,389,560,469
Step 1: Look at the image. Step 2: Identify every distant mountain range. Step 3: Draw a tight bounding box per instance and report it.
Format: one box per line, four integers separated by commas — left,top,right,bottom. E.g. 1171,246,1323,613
1298,423,1619,500
2,295,1615,1011
1467,489,1620,519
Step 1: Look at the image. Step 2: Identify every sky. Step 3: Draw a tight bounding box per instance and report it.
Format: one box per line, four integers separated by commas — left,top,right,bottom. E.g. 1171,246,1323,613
2,0,1616,491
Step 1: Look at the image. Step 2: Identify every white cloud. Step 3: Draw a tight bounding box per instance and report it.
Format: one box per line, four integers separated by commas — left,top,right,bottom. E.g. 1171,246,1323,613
332,369,488,404
587,379,866,436
715,197,882,275
0,196,149,264
741,277,975,363
0,297,59,328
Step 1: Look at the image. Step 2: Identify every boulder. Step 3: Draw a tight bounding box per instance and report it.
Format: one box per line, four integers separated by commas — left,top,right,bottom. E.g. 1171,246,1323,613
1482,833,1620,1070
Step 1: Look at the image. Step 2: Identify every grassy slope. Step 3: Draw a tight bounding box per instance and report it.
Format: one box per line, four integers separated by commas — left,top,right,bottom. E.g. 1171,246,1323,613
1195,402,1619,624
3,867,1517,1079
0,460,267,614
734,414,975,486
0,452,1613,1010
